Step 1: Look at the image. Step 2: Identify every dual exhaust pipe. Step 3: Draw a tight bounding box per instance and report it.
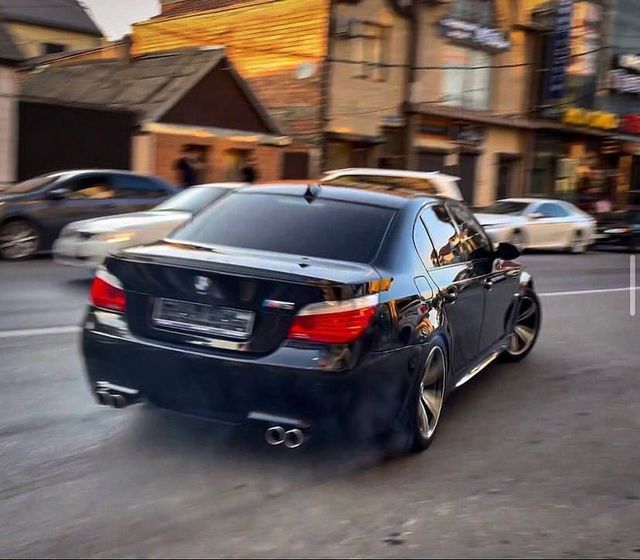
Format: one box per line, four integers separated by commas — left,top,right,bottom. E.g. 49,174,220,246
265,426,305,448
94,382,140,409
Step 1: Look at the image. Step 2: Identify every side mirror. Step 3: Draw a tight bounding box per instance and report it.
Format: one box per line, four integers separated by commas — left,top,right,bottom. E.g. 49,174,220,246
528,211,545,220
47,187,71,200
494,242,521,261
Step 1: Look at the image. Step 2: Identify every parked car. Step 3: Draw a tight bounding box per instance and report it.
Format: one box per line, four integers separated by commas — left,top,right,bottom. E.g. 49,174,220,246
475,198,596,253
83,184,540,454
0,170,177,260
53,183,242,268
593,207,640,252
320,168,463,200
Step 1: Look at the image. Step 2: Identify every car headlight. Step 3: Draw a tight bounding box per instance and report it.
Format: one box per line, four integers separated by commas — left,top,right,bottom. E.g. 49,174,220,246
97,232,134,244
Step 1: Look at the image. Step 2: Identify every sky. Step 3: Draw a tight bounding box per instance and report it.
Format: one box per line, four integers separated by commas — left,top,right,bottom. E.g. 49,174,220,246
82,0,160,39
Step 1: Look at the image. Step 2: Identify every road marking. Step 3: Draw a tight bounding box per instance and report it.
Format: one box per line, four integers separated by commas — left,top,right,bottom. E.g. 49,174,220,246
0,325,80,339
631,255,636,317
539,286,640,298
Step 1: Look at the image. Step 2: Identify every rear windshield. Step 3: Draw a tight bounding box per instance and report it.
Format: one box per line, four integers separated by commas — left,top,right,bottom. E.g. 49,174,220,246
170,192,396,263
155,186,229,213
482,201,530,215
320,174,439,196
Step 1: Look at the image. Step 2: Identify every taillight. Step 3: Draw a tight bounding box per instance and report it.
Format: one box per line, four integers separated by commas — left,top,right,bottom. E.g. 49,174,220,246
287,294,378,344
90,268,126,313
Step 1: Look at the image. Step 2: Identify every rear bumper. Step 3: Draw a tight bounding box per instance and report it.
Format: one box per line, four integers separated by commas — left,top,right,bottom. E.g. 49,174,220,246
53,237,106,268
81,309,414,437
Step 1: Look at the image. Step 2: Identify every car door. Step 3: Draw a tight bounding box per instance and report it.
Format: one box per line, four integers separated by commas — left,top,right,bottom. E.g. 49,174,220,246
40,173,119,240
525,202,573,247
447,201,520,354
417,203,485,378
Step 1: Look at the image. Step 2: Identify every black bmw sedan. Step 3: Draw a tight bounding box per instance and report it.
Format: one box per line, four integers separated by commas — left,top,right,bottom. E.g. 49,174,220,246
82,184,541,453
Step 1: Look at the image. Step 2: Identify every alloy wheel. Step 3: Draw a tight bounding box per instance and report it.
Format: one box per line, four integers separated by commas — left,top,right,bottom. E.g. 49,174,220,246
0,221,39,260
507,295,540,356
417,346,446,440
571,232,587,254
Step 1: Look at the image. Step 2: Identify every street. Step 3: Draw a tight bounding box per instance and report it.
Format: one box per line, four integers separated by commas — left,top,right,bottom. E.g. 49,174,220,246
1,251,639,558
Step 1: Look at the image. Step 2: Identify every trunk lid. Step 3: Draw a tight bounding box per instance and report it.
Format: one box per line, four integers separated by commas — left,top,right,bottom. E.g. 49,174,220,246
108,241,381,355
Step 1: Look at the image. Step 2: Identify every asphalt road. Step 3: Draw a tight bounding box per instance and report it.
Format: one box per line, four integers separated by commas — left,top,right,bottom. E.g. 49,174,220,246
0,251,639,558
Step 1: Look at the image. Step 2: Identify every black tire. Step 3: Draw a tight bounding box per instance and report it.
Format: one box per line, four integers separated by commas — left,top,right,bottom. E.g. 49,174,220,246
0,219,40,260
500,290,541,363
511,230,524,252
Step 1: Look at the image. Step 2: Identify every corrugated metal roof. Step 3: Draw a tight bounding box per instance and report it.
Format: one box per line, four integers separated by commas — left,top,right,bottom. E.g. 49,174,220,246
20,47,227,122
0,0,102,37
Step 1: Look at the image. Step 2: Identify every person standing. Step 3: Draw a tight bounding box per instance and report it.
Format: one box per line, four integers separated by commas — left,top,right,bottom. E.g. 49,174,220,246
241,157,259,184
175,145,199,188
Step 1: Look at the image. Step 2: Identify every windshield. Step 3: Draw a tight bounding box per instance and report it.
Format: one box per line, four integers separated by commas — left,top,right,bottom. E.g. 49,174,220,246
154,186,229,213
2,174,59,195
170,192,396,263
320,174,440,195
481,201,529,215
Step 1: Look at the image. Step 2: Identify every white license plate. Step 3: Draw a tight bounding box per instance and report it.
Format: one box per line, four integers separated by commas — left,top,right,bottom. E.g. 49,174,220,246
152,298,255,340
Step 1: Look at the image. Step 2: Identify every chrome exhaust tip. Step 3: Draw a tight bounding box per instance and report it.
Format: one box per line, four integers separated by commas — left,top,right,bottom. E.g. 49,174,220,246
265,426,286,446
284,428,304,449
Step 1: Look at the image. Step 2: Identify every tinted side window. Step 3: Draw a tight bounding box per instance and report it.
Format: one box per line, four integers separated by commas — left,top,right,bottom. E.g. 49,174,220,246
537,202,569,218
112,175,160,198
413,219,440,269
66,175,115,200
447,202,493,259
420,204,466,266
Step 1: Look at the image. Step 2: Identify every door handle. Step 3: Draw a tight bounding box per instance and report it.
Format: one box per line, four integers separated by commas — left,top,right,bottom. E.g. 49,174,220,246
483,278,494,290
442,288,458,303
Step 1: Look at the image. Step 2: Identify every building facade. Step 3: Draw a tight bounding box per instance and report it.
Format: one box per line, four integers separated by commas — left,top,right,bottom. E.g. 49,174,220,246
0,0,102,58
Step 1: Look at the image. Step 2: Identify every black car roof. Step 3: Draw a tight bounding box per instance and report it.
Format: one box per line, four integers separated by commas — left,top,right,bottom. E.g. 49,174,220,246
239,183,441,210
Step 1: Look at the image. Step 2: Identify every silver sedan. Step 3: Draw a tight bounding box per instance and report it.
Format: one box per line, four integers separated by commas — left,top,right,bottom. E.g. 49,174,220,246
475,198,596,253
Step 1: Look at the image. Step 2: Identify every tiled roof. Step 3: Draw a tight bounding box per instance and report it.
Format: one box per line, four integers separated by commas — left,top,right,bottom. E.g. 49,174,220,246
0,0,102,37
21,47,227,122
156,0,255,18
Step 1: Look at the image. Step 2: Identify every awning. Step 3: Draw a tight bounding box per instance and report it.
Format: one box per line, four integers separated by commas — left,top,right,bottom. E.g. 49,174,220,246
141,122,292,147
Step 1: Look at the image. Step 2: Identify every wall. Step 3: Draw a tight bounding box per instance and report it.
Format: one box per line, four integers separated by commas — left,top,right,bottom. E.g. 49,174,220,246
4,22,101,58
0,66,18,185
161,66,272,134
152,131,283,184
327,0,409,138
17,101,134,181
133,0,330,161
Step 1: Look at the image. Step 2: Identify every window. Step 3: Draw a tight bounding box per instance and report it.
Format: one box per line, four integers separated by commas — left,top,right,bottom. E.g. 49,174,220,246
351,21,389,81
535,202,570,218
42,43,66,55
413,219,441,269
4,174,57,195
66,175,115,200
481,201,530,215
419,204,465,266
447,202,494,259
171,193,396,264
155,186,229,214
442,46,491,110
111,175,163,198
450,0,494,26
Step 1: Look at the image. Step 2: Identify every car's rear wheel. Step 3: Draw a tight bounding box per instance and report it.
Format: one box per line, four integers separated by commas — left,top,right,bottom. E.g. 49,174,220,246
0,220,40,260
500,291,541,362
410,344,447,452
569,231,588,254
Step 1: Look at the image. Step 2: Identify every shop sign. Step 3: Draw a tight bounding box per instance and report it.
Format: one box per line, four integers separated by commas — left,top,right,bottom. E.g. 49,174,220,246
621,114,640,134
563,107,619,130
610,55,640,95
438,17,510,52
546,0,573,99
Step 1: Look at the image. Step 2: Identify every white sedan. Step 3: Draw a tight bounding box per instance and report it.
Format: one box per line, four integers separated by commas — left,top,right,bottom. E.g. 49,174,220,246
475,198,596,253
53,183,242,267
